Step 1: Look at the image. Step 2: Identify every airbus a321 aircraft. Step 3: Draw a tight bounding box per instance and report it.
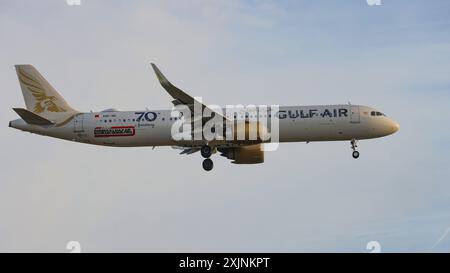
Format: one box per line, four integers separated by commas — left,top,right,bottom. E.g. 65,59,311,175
9,64,399,171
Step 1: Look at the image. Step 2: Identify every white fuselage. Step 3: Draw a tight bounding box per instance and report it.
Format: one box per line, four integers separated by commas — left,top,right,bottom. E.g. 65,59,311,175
10,104,399,147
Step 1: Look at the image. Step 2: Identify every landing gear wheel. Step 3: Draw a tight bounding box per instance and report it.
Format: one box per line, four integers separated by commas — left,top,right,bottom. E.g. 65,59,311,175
202,158,214,171
350,139,359,159
201,145,212,158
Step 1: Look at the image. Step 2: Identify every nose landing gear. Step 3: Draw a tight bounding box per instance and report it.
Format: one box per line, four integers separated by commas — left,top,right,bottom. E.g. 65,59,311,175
351,139,360,159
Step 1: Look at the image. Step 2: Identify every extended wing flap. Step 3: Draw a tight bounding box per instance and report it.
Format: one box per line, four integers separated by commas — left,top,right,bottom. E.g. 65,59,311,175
180,148,200,155
171,146,200,155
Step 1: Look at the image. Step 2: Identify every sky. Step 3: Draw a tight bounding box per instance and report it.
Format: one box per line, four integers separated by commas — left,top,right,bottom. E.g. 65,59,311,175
0,0,450,252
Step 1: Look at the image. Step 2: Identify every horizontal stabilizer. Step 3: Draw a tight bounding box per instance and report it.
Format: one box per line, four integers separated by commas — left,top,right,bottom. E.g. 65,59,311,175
13,108,54,126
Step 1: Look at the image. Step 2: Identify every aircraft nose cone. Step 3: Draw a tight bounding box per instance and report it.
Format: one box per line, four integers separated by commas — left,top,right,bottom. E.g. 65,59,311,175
394,122,400,133
389,120,400,134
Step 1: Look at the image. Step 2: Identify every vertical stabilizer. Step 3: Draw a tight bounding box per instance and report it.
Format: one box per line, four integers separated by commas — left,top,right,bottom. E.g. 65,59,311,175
14,65,79,124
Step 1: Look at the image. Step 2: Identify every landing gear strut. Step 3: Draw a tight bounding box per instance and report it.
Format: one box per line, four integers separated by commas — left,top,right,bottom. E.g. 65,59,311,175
351,139,360,159
202,158,214,171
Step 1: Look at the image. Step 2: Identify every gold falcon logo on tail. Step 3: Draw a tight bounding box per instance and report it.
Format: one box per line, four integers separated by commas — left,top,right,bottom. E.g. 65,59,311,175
17,68,67,113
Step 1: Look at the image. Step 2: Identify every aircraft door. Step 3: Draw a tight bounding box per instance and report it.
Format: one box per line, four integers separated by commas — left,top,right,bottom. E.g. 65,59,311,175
74,114,84,132
350,105,360,123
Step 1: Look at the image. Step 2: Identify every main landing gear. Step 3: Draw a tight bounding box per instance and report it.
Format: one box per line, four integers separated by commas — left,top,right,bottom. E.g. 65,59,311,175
201,145,212,158
351,139,360,159
201,145,214,171
202,158,214,171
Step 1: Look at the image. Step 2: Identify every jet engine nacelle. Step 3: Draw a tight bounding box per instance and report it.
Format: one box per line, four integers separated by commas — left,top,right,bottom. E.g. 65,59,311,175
219,144,264,164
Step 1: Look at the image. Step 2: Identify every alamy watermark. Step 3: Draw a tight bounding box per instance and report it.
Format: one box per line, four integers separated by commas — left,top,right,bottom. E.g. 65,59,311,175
66,0,81,6
169,99,280,151
66,241,82,253
367,0,382,6
366,241,382,253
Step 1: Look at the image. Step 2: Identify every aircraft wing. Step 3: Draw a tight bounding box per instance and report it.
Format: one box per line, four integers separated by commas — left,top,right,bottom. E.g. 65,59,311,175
151,63,229,122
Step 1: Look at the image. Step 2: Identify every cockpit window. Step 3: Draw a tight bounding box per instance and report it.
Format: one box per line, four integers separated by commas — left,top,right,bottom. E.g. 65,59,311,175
371,111,386,117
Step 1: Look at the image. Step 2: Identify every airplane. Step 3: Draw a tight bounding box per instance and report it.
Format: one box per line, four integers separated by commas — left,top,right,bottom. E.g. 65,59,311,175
9,64,399,171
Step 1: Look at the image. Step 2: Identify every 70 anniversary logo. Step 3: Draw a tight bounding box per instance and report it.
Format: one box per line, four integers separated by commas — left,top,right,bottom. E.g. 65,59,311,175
93,112,157,138
135,112,158,122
